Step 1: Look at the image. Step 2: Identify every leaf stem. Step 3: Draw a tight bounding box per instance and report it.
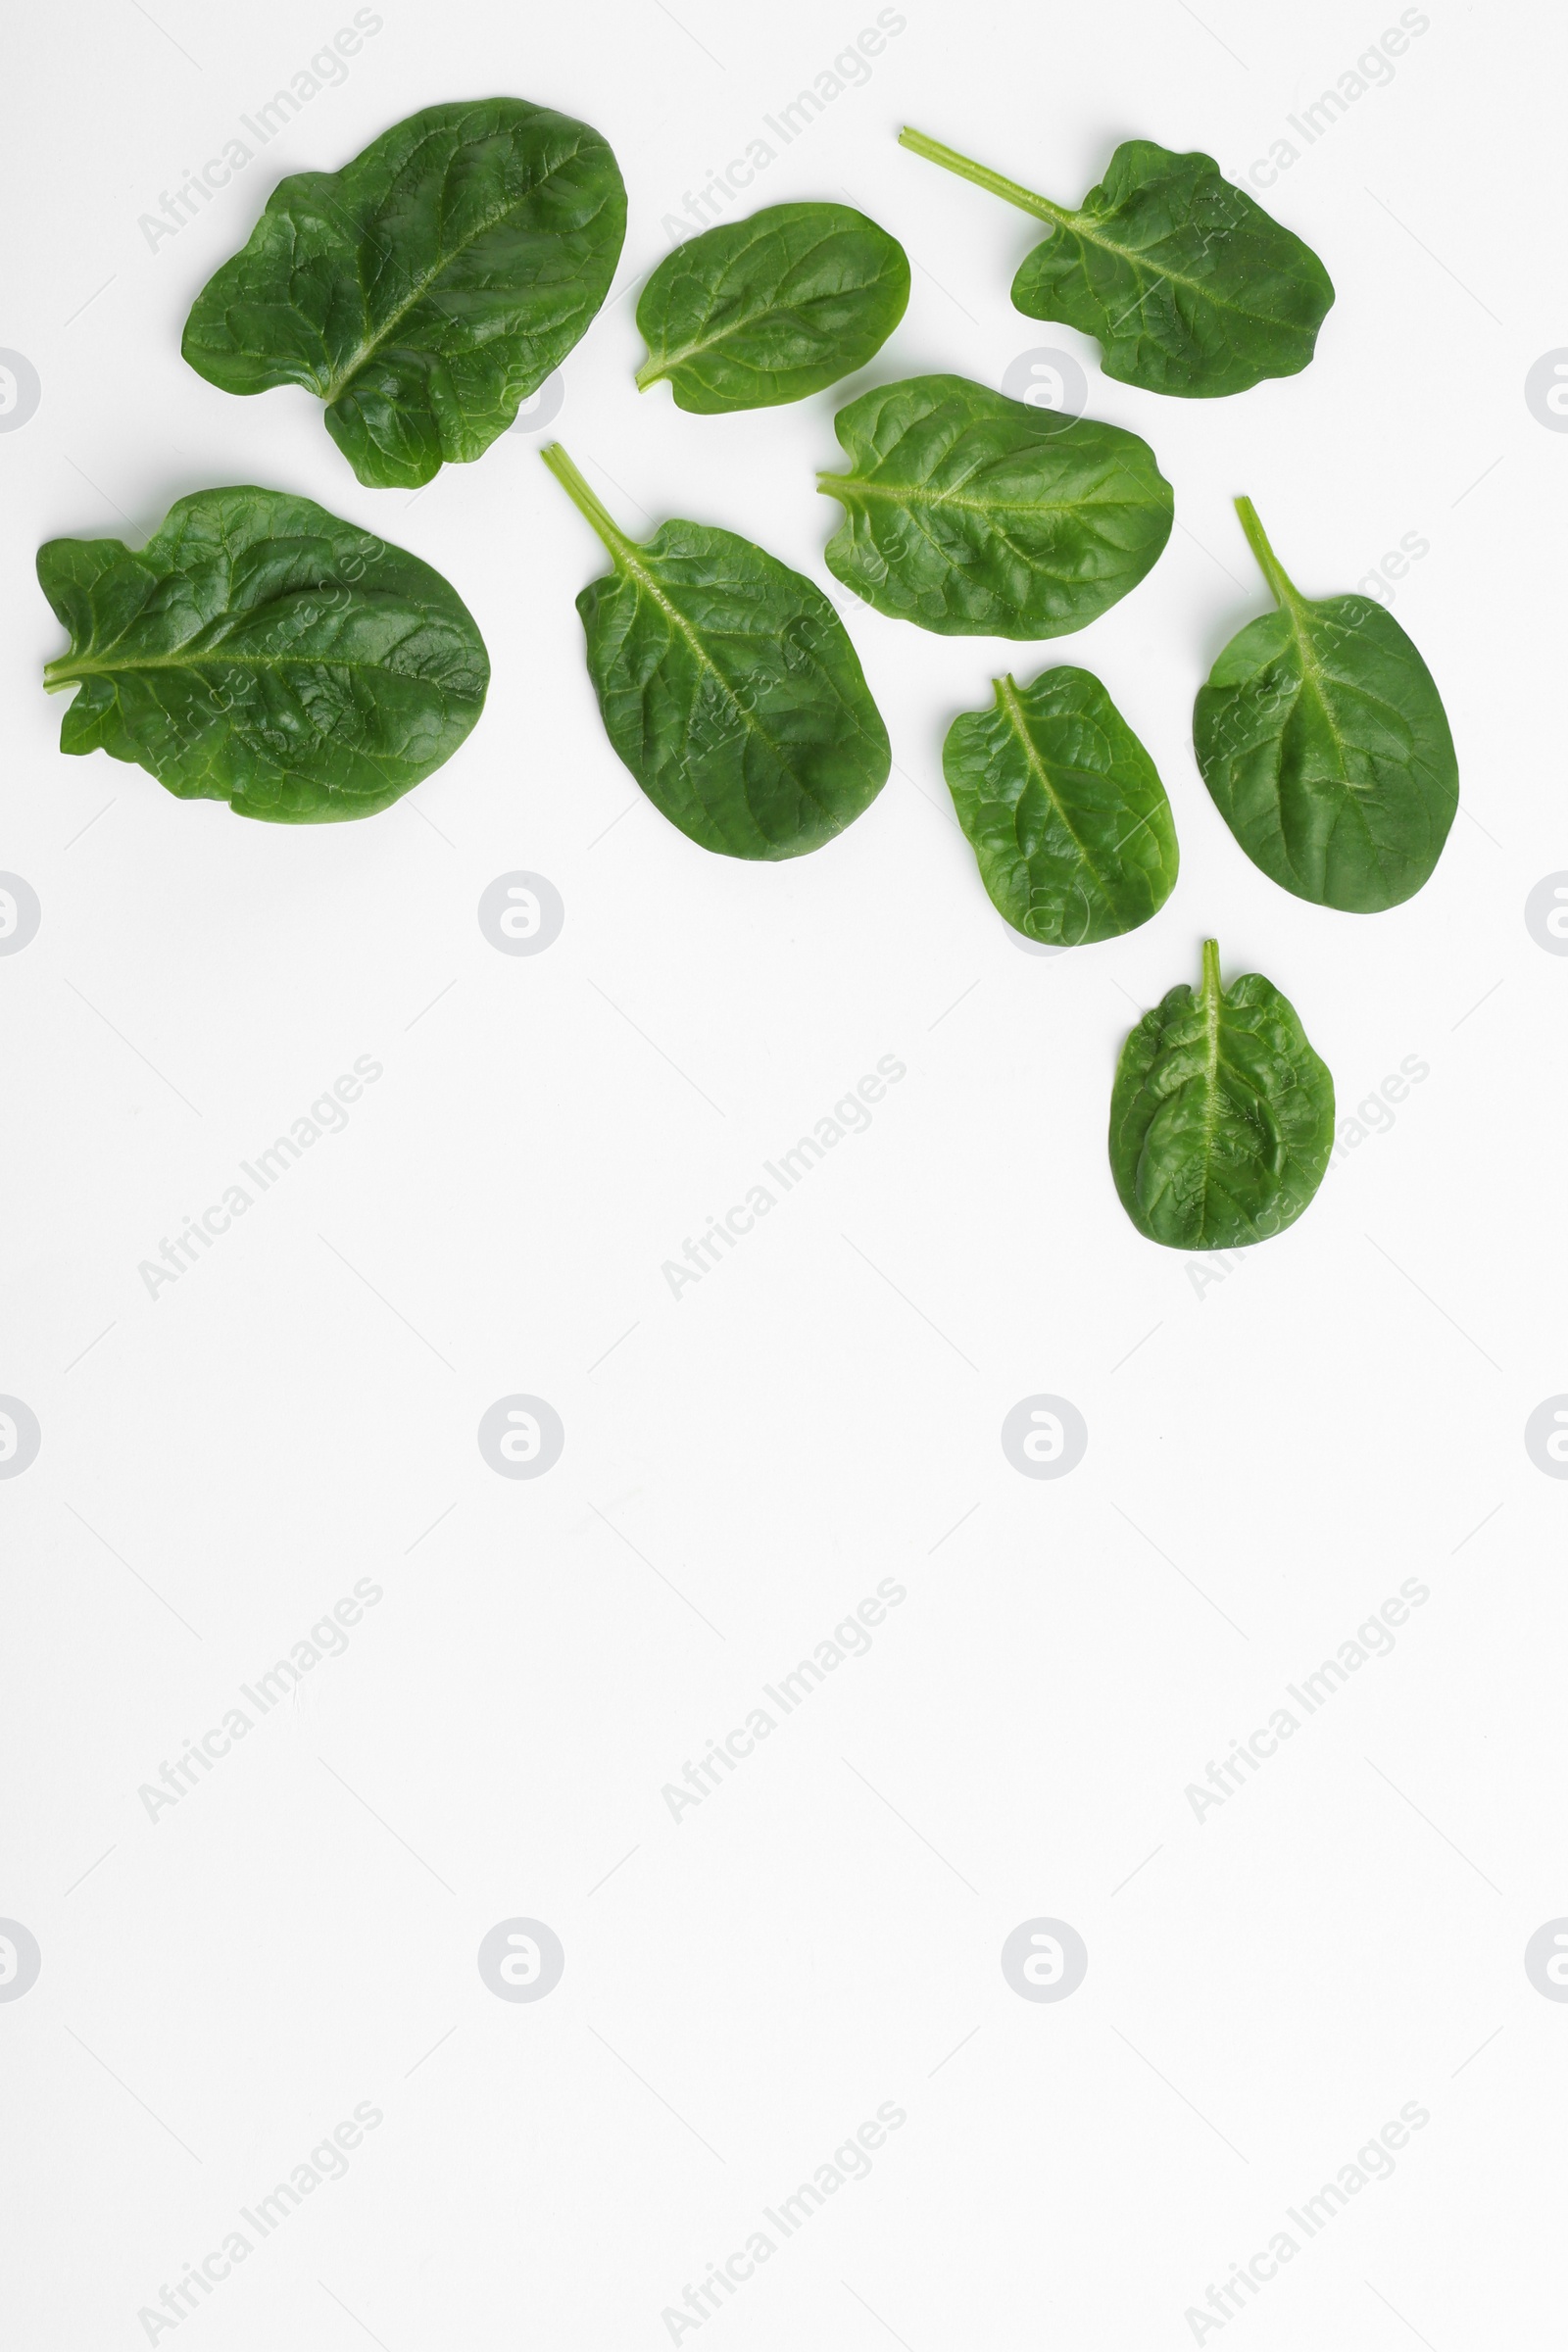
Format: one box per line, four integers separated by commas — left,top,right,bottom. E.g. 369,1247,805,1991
1233,496,1302,611
539,443,634,560
633,358,665,392
1200,937,1222,1004
898,127,1067,226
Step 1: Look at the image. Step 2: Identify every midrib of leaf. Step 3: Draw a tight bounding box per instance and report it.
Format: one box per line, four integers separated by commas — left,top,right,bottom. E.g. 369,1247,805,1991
818,474,1139,521
637,226,871,387
994,674,1122,910
1277,629,1366,815
542,442,851,819
1054,220,1279,331
1196,938,1223,1245
318,128,600,402
44,637,431,687
636,569,847,819
636,296,812,388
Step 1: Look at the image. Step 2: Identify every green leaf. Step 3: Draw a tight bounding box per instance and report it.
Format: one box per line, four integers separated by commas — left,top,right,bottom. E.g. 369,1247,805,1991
635,201,909,413
182,99,627,489
37,486,489,822
943,664,1177,943
1193,498,1459,912
817,372,1172,637
899,129,1334,399
1109,938,1335,1251
541,443,890,859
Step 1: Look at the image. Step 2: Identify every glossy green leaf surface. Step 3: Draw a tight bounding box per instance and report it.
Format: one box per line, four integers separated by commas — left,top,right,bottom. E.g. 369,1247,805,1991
635,202,908,413
817,372,1172,637
542,444,889,859
943,664,1177,943
38,486,489,822
900,129,1334,399
1194,499,1458,912
182,99,626,488
1109,939,1335,1250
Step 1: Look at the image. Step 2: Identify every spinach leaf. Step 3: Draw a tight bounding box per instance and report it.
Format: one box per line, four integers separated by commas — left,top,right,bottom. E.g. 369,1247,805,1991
900,129,1334,399
636,202,909,412
38,486,489,822
818,373,1171,637
1110,940,1334,1250
943,664,1177,943
1193,499,1458,912
182,99,626,489
541,443,889,859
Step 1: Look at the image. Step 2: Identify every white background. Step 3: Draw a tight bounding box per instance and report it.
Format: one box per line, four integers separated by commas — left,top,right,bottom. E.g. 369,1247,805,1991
3,0,1563,2344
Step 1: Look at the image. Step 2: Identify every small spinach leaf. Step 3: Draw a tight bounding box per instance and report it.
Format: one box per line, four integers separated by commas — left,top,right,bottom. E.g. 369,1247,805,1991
900,129,1334,399
542,443,890,859
38,485,489,822
1193,498,1458,912
182,99,627,489
1109,939,1335,1250
943,664,1177,943
636,202,909,412
817,372,1172,637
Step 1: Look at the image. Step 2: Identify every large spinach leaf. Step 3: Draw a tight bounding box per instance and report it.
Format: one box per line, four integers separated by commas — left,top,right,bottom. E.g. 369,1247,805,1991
636,202,908,413
182,99,627,489
38,486,489,822
900,129,1334,399
541,443,889,858
818,373,1171,637
1109,939,1334,1250
1193,499,1458,912
943,664,1177,943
